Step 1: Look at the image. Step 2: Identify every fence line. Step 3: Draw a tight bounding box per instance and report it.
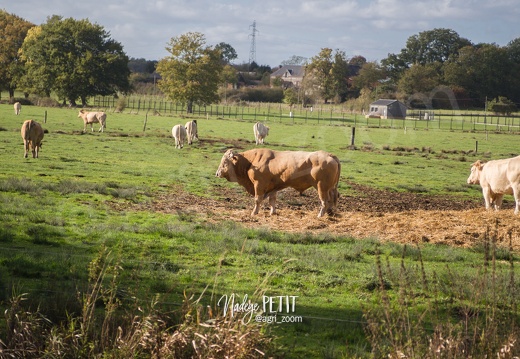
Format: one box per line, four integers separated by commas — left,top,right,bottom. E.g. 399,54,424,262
92,96,520,133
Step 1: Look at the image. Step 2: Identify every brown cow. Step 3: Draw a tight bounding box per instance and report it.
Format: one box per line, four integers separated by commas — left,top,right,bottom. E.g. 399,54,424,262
78,110,107,132
20,119,44,158
215,148,341,217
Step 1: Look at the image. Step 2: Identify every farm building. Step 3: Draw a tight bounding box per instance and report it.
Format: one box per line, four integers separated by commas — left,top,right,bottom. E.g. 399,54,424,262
270,65,305,88
366,99,407,119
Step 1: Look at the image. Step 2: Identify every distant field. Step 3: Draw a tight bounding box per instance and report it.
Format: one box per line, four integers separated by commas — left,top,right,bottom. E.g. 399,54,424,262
1,103,520,358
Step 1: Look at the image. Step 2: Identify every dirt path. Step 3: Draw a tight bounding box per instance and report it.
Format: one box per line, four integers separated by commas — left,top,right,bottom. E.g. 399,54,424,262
141,183,520,249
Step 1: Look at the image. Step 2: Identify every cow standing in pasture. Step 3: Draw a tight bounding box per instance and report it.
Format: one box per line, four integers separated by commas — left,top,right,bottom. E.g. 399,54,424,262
467,156,520,214
185,120,198,145
14,102,21,115
172,124,187,149
215,148,341,217
253,122,269,145
78,110,107,132
21,119,44,158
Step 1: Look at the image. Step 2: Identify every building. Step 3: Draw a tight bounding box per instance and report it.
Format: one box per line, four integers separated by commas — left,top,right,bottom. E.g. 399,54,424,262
366,99,407,119
270,65,305,88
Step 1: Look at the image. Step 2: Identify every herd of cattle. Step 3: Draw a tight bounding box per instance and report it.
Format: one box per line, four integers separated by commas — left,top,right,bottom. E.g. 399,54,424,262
12,101,520,217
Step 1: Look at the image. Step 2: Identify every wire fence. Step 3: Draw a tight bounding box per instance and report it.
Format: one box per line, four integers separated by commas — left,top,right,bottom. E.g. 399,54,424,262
93,96,520,133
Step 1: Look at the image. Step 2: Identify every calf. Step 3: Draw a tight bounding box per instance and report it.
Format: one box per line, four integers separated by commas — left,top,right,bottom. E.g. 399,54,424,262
185,120,198,145
14,102,21,115
78,110,107,132
253,122,269,145
21,119,44,158
172,124,187,149
467,156,520,214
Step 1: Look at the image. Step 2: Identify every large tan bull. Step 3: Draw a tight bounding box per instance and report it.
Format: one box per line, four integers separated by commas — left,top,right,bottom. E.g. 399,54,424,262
467,156,520,214
21,119,44,158
216,148,341,217
78,110,107,132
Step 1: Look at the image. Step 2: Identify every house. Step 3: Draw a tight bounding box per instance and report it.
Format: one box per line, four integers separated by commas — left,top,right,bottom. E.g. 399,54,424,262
366,99,407,119
270,65,305,88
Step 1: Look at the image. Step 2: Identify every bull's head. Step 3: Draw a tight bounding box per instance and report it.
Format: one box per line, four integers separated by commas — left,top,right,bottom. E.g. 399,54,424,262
215,149,238,182
467,160,484,185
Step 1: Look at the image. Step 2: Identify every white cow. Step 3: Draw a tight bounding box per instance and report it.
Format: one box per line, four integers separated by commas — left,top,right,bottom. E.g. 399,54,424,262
467,156,520,214
185,120,198,145
172,124,187,149
253,122,269,145
14,102,21,115
78,110,107,132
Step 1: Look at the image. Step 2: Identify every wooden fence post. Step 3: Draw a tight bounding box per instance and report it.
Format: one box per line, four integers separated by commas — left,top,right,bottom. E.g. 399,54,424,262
350,127,356,146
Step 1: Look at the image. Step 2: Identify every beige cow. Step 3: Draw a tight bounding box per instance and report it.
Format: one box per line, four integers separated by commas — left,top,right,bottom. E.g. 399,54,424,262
216,148,341,217
172,124,187,149
467,156,520,214
14,102,21,115
78,110,107,132
21,119,44,158
185,120,198,145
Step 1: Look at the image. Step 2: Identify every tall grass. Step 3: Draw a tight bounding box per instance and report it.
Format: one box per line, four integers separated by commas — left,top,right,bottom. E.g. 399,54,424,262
0,247,273,358
363,221,519,358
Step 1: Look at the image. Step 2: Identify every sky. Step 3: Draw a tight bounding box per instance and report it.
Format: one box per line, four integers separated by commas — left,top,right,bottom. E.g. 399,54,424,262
3,0,520,67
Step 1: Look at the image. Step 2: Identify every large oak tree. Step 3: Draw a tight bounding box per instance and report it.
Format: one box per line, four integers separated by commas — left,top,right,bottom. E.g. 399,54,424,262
19,15,130,106
157,32,222,114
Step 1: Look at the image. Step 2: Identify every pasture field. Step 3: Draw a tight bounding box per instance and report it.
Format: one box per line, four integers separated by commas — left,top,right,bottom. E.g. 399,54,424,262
1,103,520,357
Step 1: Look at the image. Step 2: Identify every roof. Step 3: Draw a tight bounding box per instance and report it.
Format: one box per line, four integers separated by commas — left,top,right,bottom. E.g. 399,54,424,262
270,65,305,78
370,99,403,106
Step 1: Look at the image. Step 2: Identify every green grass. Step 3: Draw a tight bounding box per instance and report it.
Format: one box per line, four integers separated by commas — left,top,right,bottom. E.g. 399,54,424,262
1,103,520,357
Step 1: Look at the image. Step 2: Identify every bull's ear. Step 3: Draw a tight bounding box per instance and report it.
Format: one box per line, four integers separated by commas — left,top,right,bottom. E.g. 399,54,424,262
226,150,235,159
476,160,484,170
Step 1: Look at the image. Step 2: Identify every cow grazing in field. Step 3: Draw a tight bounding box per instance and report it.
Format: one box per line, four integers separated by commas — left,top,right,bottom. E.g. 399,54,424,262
20,119,44,158
172,124,187,149
253,122,269,145
215,148,341,217
185,120,198,145
14,102,22,115
78,110,107,132
467,156,520,214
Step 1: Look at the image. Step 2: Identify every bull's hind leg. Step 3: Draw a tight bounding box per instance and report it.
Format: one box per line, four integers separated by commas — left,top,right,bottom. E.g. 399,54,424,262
23,140,29,158
317,182,333,218
513,186,520,215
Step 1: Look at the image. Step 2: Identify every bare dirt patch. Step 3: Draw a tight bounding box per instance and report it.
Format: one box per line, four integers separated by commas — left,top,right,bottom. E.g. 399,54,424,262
140,183,520,249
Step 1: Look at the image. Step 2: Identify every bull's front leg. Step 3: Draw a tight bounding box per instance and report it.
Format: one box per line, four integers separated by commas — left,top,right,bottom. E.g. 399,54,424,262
268,193,277,215
251,195,263,215
482,187,493,210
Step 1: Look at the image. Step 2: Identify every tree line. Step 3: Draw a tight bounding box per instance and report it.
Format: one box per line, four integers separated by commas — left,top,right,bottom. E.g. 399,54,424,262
2,9,520,112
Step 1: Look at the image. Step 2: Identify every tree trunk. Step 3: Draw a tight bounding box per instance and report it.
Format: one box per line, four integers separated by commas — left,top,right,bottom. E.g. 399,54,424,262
187,100,193,114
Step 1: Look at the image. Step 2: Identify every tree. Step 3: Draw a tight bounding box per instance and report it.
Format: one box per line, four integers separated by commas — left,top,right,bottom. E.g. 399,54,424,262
382,28,471,84
444,44,512,105
305,48,349,103
215,42,237,64
280,55,308,66
20,15,130,106
397,63,441,97
0,10,34,100
157,32,223,113
352,61,386,91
